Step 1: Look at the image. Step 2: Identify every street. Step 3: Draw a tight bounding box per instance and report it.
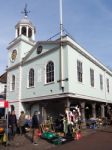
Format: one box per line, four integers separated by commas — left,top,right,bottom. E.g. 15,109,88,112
0,127,112,150
52,128,112,150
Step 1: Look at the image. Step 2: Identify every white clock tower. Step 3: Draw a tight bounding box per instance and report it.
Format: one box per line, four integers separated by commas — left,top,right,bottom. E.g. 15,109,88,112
7,6,36,68
7,5,36,116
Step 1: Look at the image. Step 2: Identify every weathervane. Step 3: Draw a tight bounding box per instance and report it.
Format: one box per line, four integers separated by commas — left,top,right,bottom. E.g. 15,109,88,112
21,4,30,17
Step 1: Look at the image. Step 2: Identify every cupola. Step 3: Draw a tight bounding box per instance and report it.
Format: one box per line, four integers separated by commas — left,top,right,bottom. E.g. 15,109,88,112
15,5,36,41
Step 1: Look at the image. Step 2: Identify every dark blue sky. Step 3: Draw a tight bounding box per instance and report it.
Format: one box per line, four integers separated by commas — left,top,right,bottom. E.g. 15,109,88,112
0,0,112,74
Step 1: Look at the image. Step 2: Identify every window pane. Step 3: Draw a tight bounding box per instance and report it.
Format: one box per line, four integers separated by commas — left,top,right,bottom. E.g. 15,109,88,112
29,69,34,87
46,61,54,83
12,75,15,90
107,79,109,93
100,74,103,90
77,60,83,82
90,69,94,87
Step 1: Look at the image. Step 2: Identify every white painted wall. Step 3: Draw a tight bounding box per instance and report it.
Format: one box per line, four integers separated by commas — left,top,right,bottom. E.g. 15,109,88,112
67,44,112,103
0,82,5,95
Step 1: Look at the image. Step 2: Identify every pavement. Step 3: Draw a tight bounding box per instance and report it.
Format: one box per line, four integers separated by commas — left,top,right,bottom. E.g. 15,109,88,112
0,126,111,150
0,131,56,150
51,126,112,150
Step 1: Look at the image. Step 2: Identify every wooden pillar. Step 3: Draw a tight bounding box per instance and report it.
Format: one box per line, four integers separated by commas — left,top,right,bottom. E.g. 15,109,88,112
101,104,105,118
92,103,96,118
66,98,70,110
80,102,86,125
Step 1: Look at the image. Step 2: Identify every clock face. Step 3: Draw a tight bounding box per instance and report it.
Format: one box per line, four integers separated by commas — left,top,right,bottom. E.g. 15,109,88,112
11,49,17,62
37,45,43,54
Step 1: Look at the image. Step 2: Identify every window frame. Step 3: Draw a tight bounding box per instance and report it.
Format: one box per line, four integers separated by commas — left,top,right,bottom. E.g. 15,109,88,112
100,74,103,90
77,60,83,83
107,78,109,93
90,68,94,87
45,61,54,84
11,75,15,91
28,68,35,87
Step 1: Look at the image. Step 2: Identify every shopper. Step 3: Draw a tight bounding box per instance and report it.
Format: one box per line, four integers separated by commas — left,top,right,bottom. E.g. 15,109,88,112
32,111,39,145
18,111,26,135
8,110,17,140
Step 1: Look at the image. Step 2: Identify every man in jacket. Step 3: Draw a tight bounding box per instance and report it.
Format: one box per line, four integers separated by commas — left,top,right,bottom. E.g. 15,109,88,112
18,111,25,135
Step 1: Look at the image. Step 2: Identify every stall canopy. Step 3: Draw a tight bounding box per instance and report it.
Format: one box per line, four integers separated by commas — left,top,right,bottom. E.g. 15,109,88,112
0,101,8,108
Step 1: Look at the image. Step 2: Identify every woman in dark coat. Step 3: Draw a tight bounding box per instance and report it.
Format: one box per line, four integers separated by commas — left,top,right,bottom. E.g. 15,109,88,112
8,111,17,140
32,111,39,144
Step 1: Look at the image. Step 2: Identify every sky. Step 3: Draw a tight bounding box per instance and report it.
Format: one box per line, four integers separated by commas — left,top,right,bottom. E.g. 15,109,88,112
0,0,112,74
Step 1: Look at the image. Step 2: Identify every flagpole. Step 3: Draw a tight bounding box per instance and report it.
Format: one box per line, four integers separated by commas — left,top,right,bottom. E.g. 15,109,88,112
60,0,63,37
59,0,64,89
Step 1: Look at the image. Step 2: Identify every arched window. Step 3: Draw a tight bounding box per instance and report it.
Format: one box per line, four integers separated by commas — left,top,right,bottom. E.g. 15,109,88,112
29,69,34,87
12,75,15,90
22,27,26,36
28,28,32,38
46,61,54,83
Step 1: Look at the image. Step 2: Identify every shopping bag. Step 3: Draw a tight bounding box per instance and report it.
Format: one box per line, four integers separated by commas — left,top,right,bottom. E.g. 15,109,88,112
3,133,8,143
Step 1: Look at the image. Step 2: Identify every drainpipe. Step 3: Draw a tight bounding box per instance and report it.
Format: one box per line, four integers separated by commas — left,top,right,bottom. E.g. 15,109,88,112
104,70,107,104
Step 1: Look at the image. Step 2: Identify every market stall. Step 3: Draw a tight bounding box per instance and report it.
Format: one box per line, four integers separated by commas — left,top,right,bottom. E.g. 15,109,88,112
40,106,82,145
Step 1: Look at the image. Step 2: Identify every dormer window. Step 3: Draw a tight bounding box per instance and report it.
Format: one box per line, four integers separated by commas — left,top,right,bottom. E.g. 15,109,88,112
37,45,43,54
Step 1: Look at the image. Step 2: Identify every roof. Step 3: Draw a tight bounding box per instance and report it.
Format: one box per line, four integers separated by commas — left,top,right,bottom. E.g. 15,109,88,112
15,16,34,28
7,34,112,76
0,72,7,83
